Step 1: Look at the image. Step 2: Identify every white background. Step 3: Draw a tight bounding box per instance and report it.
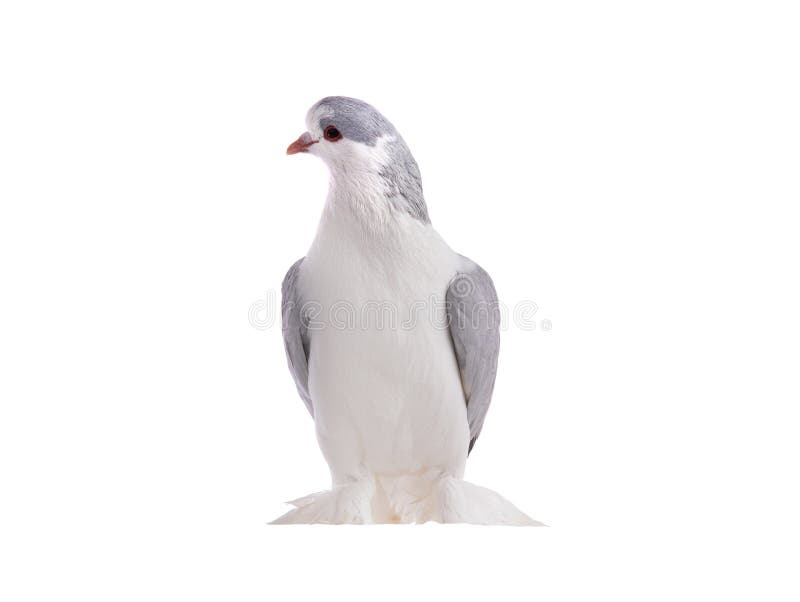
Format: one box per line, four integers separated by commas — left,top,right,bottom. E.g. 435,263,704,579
1,0,798,600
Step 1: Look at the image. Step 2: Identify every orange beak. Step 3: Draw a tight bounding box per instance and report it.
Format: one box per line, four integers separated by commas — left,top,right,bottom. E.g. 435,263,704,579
286,132,318,155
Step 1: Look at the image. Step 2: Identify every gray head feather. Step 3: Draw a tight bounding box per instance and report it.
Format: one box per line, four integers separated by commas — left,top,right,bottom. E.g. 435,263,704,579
311,96,394,146
311,96,429,223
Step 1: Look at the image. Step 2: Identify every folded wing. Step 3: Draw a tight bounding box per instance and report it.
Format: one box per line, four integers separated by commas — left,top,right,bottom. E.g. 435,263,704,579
281,258,313,417
446,257,501,453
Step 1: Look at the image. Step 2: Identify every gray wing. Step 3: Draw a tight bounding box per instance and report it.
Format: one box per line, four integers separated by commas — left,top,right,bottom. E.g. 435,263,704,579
281,258,313,417
446,257,501,454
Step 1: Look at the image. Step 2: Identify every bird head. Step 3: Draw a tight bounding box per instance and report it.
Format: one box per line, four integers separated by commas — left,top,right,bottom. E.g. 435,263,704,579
287,96,429,223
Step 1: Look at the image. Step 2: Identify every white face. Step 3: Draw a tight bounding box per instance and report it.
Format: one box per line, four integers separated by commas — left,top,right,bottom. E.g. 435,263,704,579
302,105,393,174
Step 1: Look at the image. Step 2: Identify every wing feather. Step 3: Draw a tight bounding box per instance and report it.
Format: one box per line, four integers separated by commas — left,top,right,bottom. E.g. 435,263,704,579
281,258,313,417
446,257,501,453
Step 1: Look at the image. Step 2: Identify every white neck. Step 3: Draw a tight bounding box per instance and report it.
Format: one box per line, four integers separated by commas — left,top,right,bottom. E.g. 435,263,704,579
324,168,401,235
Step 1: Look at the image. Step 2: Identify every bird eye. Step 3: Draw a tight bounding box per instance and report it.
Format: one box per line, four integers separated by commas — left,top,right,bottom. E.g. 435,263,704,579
324,125,342,141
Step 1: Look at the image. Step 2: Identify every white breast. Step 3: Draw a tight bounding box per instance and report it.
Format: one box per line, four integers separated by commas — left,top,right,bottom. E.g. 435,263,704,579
297,201,470,484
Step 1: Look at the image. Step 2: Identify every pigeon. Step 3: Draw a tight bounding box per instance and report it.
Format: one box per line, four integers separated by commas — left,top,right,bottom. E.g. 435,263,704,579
273,96,540,525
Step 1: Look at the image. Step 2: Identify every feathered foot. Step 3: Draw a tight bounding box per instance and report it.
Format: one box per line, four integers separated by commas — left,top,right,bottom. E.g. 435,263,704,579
271,472,543,526
270,478,376,524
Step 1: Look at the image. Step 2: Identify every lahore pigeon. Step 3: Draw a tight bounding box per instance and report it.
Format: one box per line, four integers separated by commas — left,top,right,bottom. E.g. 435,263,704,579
274,96,540,525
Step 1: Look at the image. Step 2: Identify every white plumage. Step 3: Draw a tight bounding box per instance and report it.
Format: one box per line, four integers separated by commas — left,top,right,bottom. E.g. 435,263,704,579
273,97,540,525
